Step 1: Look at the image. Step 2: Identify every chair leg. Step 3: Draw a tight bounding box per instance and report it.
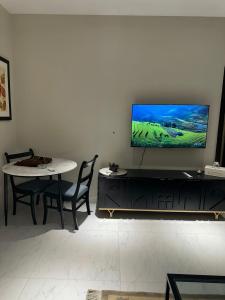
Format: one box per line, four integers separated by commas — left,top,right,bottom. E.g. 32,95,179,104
58,174,64,229
56,198,60,212
86,194,91,215
36,194,40,205
72,202,79,230
43,196,48,225
30,195,37,225
12,192,17,215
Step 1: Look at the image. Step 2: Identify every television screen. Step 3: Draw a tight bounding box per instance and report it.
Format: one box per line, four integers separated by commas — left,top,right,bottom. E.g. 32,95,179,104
131,104,209,148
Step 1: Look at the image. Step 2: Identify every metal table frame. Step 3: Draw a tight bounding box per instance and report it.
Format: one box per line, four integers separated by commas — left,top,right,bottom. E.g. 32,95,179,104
166,273,225,300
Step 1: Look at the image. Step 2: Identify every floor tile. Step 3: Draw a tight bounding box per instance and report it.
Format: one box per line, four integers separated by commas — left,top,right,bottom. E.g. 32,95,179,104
79,213,118,232
121,281,165,293
29,230,120,281
1,202,225,299
19,279,120,300
68,230,120,281
118,219,180,233
0,233,44,278
118,230,206,283
0,278,27,300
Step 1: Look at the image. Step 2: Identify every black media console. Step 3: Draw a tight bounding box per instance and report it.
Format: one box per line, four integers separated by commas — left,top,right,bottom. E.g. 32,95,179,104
97,169,225,219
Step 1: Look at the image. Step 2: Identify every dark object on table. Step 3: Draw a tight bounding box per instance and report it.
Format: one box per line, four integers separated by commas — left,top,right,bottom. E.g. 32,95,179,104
42,154,98,230
15,156,52,167
109,162,119,172
5,149,53,225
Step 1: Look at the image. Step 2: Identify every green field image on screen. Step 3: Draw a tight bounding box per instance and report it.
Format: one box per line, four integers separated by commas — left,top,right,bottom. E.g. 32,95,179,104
131,121,206,148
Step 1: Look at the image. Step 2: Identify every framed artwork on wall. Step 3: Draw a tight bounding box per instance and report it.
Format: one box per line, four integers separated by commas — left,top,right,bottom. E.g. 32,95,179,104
0,56,11,120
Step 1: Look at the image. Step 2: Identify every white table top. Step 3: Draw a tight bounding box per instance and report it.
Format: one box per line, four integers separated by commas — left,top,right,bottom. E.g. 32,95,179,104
2,158,77,177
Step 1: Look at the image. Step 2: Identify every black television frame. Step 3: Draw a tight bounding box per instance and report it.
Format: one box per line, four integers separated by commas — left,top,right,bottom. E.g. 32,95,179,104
131,103,210,149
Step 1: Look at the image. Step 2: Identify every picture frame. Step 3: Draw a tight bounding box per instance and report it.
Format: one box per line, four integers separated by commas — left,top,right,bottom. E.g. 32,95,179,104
0,56,11,120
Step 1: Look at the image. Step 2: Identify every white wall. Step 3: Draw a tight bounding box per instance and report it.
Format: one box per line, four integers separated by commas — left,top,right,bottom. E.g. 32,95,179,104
0,5,17,206
12,15,225,197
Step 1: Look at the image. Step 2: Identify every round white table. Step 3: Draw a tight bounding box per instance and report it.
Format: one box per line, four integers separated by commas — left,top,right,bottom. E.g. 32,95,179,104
2,158,77,228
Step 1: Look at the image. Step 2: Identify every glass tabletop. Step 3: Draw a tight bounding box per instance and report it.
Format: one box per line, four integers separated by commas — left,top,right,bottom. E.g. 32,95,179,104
167,274,225,300
176,281,225,299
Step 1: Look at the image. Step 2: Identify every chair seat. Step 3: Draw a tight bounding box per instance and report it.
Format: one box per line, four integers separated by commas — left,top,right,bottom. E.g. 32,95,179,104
16,179,52,194
44,180,88,200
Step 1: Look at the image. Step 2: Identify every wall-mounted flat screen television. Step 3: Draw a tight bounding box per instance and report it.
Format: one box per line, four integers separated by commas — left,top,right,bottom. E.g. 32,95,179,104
131,104,209,148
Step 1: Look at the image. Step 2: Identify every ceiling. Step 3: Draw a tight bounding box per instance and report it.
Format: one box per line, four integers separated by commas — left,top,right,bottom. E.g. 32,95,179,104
1,0,225,17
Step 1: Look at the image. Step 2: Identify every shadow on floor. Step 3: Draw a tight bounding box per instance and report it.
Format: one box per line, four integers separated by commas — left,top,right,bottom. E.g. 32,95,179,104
0,203,91,241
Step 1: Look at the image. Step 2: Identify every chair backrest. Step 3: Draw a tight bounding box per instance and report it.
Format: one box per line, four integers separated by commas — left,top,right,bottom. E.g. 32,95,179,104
5,148,34,163
75,154,98,198
4,148,34,189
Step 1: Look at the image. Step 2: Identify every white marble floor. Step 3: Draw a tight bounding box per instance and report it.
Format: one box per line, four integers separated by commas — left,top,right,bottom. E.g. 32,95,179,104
0,203,225,299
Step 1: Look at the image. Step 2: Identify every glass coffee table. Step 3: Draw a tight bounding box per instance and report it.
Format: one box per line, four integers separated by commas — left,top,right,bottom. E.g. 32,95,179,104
166,274,225,300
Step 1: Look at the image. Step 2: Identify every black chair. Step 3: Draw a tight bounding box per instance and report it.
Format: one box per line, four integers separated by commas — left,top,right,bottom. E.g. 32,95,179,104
5,148,52,225
43,154,98,230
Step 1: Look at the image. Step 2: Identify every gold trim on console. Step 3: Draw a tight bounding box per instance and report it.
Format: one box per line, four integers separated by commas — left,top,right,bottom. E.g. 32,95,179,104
98,208,225,219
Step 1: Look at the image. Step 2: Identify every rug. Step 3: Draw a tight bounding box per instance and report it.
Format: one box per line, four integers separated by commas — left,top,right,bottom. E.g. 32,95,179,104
86,290,163,300
86,290,225,300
